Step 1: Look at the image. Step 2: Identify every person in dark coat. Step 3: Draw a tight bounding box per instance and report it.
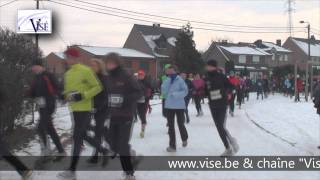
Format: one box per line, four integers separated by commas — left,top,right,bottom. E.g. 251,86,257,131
262,75,269,99
204,59,239,156
312,81,320,149
136,69,153,138
256,76,264,100
0,76,33,179
27,61,65,156
180,72,193,123
103,53,142,180
87,58,109,164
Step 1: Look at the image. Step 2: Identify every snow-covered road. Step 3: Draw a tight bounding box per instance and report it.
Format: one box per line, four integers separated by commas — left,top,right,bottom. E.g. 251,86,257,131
1,94,320,180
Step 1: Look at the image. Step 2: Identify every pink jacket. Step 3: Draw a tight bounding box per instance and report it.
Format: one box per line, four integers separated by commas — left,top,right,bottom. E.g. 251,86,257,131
192,79,205,96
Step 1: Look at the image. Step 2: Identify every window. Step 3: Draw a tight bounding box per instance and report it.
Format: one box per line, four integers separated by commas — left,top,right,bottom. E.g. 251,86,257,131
284,55,288,61
252,56,260,63
279,55,284,61
312,57,320,62
239,55,246,63
272,53,275,61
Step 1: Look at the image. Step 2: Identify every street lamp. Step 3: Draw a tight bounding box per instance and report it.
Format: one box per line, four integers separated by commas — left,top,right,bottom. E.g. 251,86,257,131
300,20,311,101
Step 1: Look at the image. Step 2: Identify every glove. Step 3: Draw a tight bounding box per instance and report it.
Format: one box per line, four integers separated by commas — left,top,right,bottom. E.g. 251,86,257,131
227,94,232,101
66,91,82,102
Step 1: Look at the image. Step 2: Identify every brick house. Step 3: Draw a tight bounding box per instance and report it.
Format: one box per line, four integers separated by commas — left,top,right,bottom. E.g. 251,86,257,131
254,40,292,69
283,36,320,72
123,24,180,77
45,52,66,81
203,41,272,80
45,45,156,79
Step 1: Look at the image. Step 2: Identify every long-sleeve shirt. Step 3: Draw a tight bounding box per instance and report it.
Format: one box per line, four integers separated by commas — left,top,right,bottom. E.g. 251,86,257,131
64,64,102,112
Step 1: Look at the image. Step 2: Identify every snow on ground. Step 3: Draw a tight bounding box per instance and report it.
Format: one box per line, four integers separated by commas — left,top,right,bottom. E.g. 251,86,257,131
1,94,320,180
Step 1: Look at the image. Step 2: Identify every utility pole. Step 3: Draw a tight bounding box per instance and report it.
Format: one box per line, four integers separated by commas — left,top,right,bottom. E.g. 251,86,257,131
32,0,40,123
294,60,298,101
35,0,39,52
308,24,312,98
304,23,310,102
300,21,311,102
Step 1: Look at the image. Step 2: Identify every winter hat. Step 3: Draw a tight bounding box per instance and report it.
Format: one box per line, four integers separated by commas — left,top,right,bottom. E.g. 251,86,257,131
64,47,80,58
164,64,172,70
138,69,145,76
206,59,217,67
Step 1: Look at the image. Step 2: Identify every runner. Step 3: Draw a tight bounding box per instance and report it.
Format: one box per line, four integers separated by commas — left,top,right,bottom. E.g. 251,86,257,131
295,75,303,102
228,71,239,116
180,72,193,124
87,58,109,164
204,60,239,156
136,70,153,138
256,75,264,100
103,53,142,180
27,61,66,157
160,64,171,119
262,75,269,99
192,73,205,117
161,65,189,152
58,48,108,180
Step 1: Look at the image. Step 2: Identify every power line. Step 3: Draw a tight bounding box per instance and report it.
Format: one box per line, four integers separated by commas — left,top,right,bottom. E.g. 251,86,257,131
0,0,18,8
48,0,305,34
74,0,304,30
40,0,68,46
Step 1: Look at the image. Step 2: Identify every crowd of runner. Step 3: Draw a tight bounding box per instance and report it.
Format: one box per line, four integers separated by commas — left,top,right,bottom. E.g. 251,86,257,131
1,47,320,180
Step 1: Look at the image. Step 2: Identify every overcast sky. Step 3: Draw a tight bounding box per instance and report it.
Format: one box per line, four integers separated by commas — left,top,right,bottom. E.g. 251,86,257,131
0,0,319,55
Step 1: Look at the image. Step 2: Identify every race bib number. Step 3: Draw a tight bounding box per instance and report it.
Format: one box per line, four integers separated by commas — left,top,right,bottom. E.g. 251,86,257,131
137,96,146,103
35,97,46,108
108,94,124,108
210,90,222,100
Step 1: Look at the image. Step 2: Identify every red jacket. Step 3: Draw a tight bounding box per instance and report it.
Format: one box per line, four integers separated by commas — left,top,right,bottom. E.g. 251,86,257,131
228,76,240,87
297,79,303,92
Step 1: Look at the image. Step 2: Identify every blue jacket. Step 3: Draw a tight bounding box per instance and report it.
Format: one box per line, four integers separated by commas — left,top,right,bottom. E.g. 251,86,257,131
161,75,188,109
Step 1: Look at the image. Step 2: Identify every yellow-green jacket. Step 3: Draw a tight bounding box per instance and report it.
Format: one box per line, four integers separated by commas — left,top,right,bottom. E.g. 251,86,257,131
64,64,102,112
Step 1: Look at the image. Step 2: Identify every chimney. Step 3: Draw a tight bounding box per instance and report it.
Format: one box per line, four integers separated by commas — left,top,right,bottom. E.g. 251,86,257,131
276,39,281,46
255,39,263,47
153,23,160,28
221,40,228,45
311,35,316,41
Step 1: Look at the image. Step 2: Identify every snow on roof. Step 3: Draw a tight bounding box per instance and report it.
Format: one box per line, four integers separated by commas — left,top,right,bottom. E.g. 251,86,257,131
235,65,245,69
142,34,172,58
154,52,169,58
262,42,291,53
219,46,267,56
78,45,154,59
255,48,272,55
167,37,177,47
142,34,162,49
235,65,256,70
292,39,320,57
53,52,65,59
